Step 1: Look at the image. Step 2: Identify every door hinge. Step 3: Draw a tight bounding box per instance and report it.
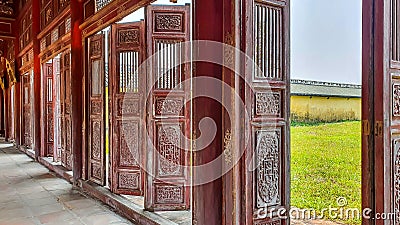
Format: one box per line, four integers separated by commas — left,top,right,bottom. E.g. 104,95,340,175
375,121,383,137
362,120,370,135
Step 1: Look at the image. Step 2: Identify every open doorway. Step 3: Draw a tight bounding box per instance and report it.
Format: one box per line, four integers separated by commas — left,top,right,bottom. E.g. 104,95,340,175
290,0,362,224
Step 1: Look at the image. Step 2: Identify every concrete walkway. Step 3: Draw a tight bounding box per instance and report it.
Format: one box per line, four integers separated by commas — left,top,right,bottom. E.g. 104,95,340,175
0,142,135,225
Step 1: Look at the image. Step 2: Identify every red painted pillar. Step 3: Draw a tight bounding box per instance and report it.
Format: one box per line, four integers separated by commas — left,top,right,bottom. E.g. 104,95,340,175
70,0,84,184
31,0,41,158
193,0,224,224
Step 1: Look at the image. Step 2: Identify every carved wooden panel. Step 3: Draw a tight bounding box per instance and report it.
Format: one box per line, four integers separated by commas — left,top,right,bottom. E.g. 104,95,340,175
117,99,139,116
154,13,184,32
394,83,400,116
155,185,184,204
117,120,139,167
255,129,281,208
255,92,281,117
118,172,140,190
146,5,190,211
157,124,182,177
118,29,140,45
393,139,400,225
155,97,183,116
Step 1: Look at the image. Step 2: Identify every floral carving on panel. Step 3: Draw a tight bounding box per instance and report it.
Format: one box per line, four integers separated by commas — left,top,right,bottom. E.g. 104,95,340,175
0,0,13,16
155,98,183,116
118,99,139,116
118,29,140,45
155,14,183,32
255,92,281,116
155,185,184,204
91,121,101,160
118,172,139,190
158,125,182,177
119,121,139,167
256,130,280,208
91,163,102,180
393,84,400,116
393,139,400,225
91,101,102,115
90,40,101,56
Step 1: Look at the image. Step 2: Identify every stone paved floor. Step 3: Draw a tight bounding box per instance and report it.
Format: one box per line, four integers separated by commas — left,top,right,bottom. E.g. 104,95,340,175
0,142,135,225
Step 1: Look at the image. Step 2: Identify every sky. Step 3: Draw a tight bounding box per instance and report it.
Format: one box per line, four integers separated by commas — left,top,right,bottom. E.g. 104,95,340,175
291,0,362,84
119,0,362,85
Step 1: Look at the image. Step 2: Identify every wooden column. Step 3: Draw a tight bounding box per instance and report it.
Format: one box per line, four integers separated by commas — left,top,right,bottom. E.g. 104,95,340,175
71,0,84,183
32,0,41,157
193,0,224,224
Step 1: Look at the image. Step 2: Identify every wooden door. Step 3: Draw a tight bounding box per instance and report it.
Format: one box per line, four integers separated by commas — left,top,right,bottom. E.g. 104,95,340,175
53,57,62,162
109,21,146,195
363,0,400,224
243,0,290,224
23,71,32,148
88,34,106,186
145,5,191,211
43,62,54,156
61,51,72,170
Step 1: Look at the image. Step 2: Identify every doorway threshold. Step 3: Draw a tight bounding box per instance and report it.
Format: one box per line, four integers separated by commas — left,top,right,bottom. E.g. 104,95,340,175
78,180,185,225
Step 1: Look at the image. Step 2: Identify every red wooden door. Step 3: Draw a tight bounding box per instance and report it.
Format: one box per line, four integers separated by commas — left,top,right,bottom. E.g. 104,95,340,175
61,51,72,170
23,71,32,148
43,62,54,156
243,0,290,224
145,5,191,211
109,21,146,195
88,34,106,186
363,0,400,224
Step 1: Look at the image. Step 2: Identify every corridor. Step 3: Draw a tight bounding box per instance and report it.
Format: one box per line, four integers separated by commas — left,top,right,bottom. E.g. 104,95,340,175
0,141,135,225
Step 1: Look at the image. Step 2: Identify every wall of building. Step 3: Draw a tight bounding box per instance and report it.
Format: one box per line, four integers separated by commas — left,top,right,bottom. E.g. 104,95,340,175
290,95,361,123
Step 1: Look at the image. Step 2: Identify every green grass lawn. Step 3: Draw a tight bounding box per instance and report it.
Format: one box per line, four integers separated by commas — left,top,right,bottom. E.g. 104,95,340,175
291,121,361,224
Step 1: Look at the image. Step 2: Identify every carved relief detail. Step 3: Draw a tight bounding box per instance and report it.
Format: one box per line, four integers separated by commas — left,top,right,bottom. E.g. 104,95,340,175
118,172,139,190
119,121,139,167
155,185,184,204
393,84,400,116
91,121,101,160
155,98,183,116
47,105,54,142
393,139,400,225
158,125,182,177
118,99,139,116
256,130,281,208
91,100,102,115
255,92,281,116
155,13,183,32
90,40,101,56
118,29,140,45
223,129,233,164
91,163,102,180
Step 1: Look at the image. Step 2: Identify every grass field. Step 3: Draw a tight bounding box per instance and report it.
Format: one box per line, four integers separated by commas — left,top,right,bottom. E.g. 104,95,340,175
291,121,361,224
